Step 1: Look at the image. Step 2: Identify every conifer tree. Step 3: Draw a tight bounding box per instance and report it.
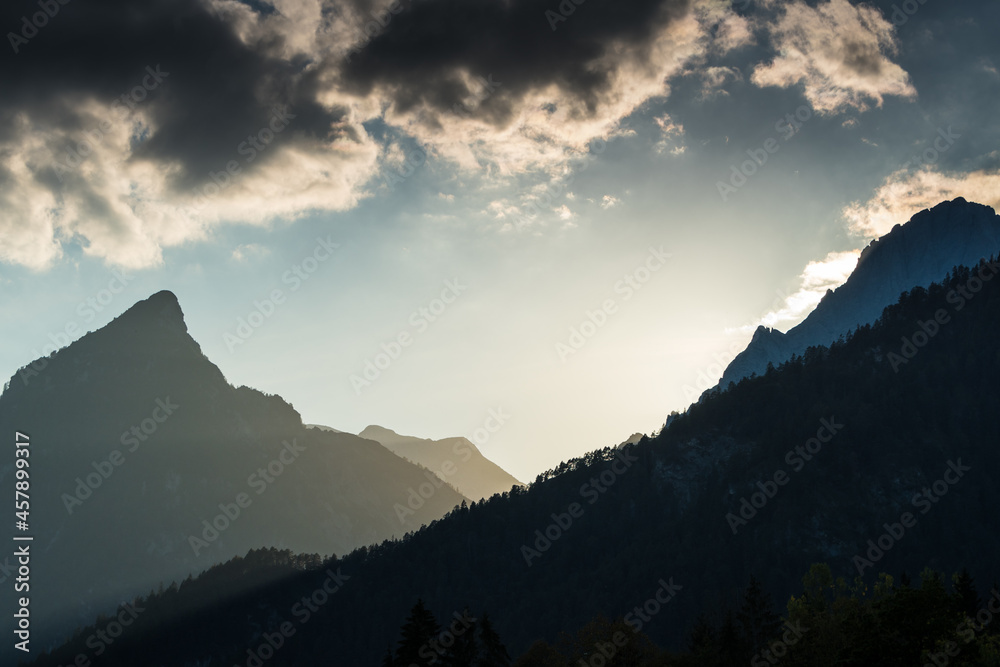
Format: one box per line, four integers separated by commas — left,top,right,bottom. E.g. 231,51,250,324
686,613,716,654
717,609,744,664
477,614,511,667
953,568,981,617
737,575,781,656
395,599,441,666
446,607,479,667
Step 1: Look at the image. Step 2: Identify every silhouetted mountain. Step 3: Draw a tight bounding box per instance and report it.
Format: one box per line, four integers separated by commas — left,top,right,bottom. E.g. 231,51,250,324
30,251,1000,666
0,291,467,655
307,423,344,434
718,198,1000,389
358,425,523,502
618,432,645,448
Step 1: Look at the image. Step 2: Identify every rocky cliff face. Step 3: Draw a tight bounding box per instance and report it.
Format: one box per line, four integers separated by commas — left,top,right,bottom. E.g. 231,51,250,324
0,291,467,647
719,198,1000,390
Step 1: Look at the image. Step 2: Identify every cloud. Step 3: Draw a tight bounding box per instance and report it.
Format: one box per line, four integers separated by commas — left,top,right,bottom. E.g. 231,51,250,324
737,250,861,332
0,0,383,270
751,0,916,113
0,0,765,269
343,0,752,177
843,168,1000,239
231,243,271,262
600,195,620,209
653,112,686,154
712,10,754,53
654,114,684,137
697,66,743,98
744,165,1000,334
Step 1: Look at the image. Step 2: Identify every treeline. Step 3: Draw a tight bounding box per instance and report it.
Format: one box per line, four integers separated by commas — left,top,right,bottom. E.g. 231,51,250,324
381,600,511,667
514,564,1000,667
27,257,1000,665
25,548,325,667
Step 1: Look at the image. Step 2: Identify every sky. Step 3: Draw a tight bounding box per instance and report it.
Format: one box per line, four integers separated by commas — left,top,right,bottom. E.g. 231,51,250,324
1,0,998,482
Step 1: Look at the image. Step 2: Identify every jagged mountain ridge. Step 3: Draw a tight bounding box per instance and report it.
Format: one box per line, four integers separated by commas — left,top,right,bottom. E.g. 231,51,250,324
0,291,467,652
719,198,1000,389
357,424,523,502
27,253,1000,666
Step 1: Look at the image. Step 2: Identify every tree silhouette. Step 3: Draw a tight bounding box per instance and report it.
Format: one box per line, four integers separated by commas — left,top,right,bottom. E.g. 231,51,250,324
715,608,745,664
478,613,511,667
686,613,715,653
954,568,981,618
396,599,441,666
446,607,479,667
737,575,782,656
512,640,564,666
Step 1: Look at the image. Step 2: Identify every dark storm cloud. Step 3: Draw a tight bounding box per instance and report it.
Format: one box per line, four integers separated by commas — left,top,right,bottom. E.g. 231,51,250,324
0,0,343,189
338,0,693,124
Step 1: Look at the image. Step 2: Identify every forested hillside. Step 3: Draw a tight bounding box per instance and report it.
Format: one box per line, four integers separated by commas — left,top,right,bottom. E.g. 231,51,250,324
27,258,1000,666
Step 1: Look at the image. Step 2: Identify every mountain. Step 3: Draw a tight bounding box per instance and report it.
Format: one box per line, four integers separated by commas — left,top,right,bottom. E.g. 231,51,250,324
28,252,1000,666
718,197,1000,389
0,291,467,653
618,432,645,448
357,424,523,502
307,423,344,434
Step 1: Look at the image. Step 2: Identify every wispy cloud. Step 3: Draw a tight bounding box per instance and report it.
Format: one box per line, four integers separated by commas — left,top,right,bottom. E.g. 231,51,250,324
844,169,1000,239
738,250,861,332
231,243,271,263
751,0,916,113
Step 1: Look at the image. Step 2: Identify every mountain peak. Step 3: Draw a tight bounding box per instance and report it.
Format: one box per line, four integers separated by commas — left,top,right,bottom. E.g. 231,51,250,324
904,197,990,230
116,290,187,332
858,198,990,264
359,425,523,500
750,325,777,343
4,290,198,397
716,198,1000,391
148,289,182,307
361,424,401,438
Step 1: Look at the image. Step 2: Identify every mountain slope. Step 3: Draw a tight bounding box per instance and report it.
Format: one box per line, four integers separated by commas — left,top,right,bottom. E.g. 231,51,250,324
307,423,344,434
358,424,523,501
0,291,467,652
719,197,1000,389
29,255,1000,666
